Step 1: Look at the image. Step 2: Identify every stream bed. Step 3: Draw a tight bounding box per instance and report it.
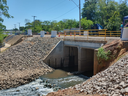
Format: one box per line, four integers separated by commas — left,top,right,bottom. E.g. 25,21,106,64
0,69,89,96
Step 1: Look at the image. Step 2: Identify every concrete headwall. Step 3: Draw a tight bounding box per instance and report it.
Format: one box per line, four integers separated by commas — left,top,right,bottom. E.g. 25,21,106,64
43,41,64,68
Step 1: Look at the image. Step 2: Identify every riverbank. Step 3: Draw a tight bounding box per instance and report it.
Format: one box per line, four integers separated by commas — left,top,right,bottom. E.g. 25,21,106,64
0,37,61,90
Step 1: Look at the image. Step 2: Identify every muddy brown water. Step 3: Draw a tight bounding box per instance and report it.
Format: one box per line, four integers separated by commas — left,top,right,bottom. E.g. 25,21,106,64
43,69,69,79
0,69,89,96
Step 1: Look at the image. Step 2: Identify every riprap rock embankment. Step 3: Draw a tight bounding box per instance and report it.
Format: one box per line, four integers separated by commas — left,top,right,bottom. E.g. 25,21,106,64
0,37,61,90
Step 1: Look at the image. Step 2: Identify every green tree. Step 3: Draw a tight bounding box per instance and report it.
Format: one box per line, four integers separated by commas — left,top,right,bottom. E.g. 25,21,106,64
0,0,13,31
42,20,51,32
106,11,121,31
81,17,93,29
19,26,25,31
0,0,13,44
82,0,97,21
82,0,126,30
118,2,128,21
0,0,13,21
64,19,79,29
0,23,6,31
13,28,18,31
32,20,42,33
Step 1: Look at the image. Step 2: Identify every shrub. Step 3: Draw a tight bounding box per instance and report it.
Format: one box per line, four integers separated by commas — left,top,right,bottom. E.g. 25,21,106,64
97,47,111,64
0,33,8,45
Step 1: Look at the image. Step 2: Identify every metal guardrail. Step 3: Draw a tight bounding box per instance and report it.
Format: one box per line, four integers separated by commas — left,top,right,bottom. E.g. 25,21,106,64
106,31,121,37
57,29,121,41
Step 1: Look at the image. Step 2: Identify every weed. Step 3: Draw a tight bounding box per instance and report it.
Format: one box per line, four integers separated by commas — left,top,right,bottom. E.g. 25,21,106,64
97,47,111,64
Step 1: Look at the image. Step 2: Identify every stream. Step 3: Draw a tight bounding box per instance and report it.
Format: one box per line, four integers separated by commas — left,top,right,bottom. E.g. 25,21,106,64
0,69,89,96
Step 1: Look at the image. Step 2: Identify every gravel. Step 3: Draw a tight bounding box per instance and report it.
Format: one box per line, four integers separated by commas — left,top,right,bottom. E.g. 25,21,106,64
0,37,62,90
72,55,128,96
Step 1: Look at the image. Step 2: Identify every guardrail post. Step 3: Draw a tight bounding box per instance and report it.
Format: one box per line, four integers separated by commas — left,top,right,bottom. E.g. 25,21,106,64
70,32,72,36
64,31,65,40
74,31,76,40
110,31,111,37
87,30,89,40
104,29,106,41
58,32,60,37
79,31,81,36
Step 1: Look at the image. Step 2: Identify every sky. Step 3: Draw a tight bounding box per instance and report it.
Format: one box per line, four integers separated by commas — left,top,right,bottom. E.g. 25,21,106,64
3,0,119,29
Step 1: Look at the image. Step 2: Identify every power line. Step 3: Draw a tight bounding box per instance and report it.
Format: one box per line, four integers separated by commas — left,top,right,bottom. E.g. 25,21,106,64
69,0,79,8
53,6,77,20
44,0,66,12
18,22,20,31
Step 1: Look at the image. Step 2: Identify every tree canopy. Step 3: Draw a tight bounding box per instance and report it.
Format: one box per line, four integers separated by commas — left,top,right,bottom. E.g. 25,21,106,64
0,0,13,44
24,18,94,33
82,0,128,30
0,0,13,32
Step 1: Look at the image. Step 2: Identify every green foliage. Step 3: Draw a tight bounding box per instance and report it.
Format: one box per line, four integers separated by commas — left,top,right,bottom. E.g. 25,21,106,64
0,0,13,33
118,1,128,21
19,26,25,31
82,0,128,31
97,47,111,64
81,17,93,29
0,0,13,20
82,0,97,21
105,11,121,31
25,19,81,33
0,23,6,31
0,32,8,44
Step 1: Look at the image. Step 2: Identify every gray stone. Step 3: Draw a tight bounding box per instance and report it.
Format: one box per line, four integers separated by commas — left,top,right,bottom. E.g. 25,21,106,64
120,89,125,93
125,87,128,92
112,93,119,96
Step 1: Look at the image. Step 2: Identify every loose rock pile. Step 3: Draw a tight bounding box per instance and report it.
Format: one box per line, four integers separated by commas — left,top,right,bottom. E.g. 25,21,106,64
73,56,128,96
0,37,62,90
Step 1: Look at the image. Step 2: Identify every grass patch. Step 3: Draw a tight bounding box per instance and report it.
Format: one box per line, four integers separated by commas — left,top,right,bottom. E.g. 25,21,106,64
0,32,8,45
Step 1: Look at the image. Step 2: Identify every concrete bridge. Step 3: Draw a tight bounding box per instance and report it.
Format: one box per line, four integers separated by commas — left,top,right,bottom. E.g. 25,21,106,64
43,37,119,75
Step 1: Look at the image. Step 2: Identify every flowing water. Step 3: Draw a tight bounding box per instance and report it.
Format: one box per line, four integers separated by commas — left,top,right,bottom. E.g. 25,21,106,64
0,69,89,96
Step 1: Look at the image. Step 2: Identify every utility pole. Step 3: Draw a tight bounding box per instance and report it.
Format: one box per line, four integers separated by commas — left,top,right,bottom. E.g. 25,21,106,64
32,16,36,33
14,24,16,35
18,22,20,33
70,0,81,31
79,0,81,31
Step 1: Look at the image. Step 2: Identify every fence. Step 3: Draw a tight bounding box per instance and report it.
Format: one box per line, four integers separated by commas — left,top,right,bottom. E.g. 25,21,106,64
58,29,121,41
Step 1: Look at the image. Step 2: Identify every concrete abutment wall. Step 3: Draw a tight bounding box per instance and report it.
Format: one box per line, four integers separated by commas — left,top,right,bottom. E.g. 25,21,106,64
63,46,78,71
78,48,94,72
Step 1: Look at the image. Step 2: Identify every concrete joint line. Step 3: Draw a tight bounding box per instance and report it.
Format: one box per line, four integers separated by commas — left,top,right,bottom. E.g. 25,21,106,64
43,40,62,61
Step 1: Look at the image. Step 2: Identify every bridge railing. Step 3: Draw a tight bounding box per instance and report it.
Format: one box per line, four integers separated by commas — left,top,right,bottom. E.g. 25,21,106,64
106,31,121,37
58,29,121,41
